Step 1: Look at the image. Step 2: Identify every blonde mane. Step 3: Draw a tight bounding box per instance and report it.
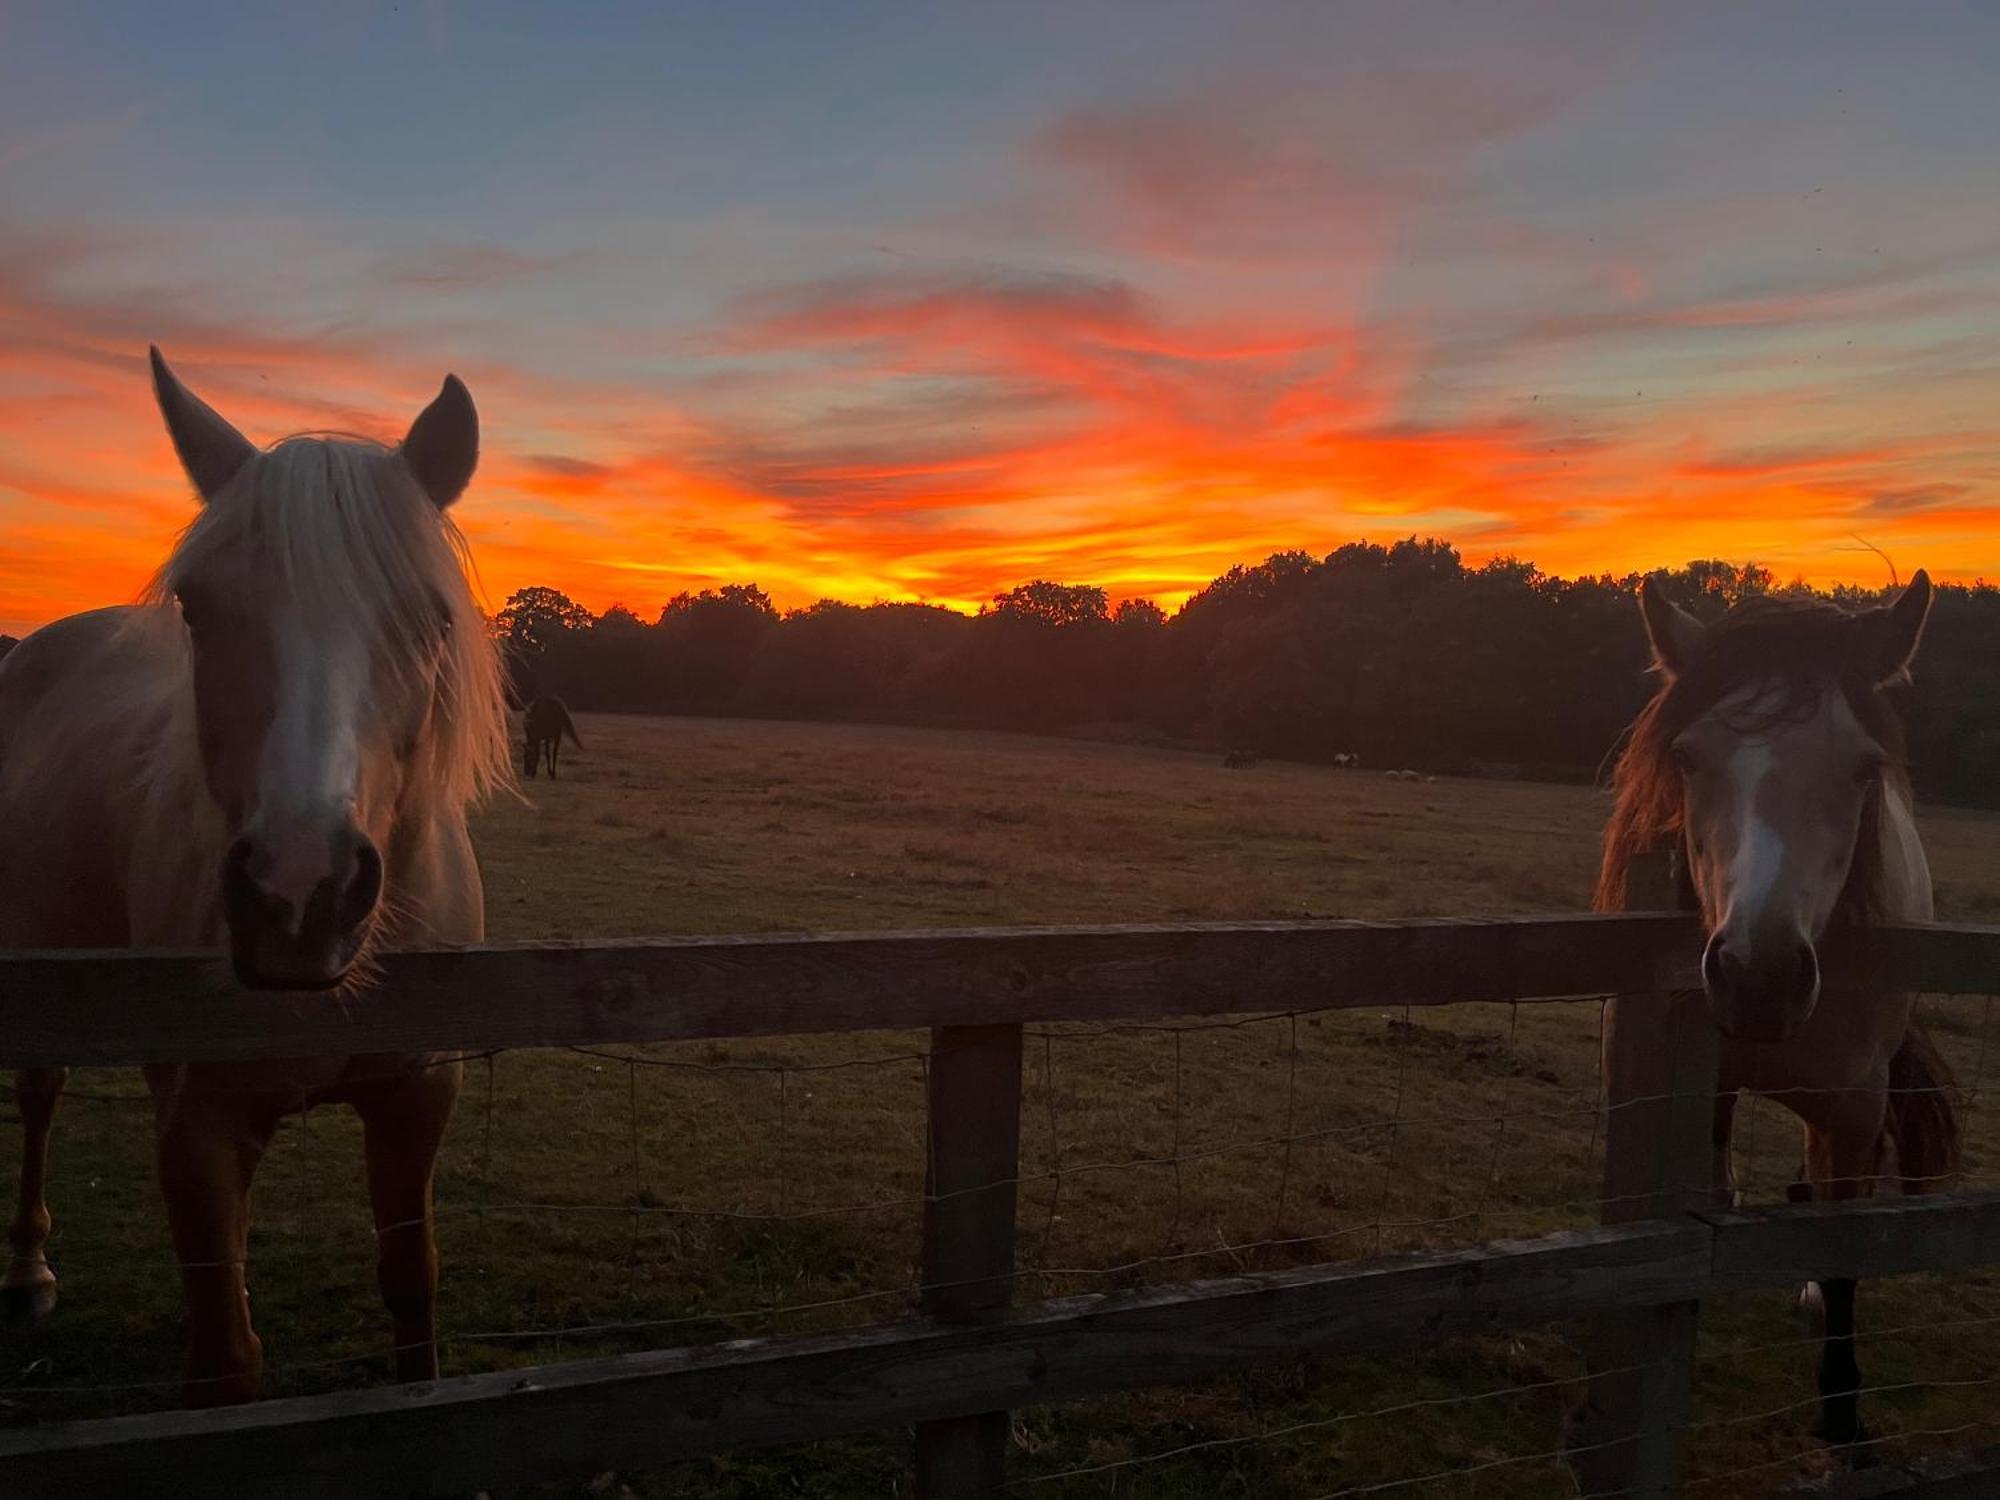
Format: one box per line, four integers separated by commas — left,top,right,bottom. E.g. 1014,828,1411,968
144,432,511,812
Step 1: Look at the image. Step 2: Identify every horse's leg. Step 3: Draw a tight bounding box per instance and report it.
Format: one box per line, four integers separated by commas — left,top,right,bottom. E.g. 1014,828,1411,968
152,1082,278,1406
1711,1088,1739,1209
1803,1099,1887,1452
5,1067,70,1319
358,1060,462,1382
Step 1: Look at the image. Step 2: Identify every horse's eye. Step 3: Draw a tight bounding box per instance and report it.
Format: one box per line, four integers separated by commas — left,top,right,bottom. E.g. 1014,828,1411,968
175,591,205,633
1855,759,1885,787
1670,744,1698,776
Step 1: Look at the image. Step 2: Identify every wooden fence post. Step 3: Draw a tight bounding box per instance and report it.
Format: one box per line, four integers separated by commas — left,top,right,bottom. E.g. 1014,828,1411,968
914,1022,1025,1498
1572,850,1718,1499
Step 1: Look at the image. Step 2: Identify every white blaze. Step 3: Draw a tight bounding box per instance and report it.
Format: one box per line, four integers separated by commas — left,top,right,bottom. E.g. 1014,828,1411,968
246,618,367,917
1723,741,1783,928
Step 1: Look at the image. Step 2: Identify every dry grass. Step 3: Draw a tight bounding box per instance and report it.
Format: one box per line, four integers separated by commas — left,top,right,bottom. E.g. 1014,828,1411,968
4,713,1997,1497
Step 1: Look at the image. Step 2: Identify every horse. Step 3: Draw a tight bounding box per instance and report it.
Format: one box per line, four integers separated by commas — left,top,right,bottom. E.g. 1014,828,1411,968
0,349,510,1406
521,695,581,778
1596,574,1957,1451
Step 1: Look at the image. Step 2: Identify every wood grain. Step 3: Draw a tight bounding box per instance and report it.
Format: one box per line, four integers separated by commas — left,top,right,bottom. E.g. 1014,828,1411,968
915,1023,1024,1498
1576,850,1717,1500
0,912,1709,1066
0,1217,1712,1498
3,1191,1996,1496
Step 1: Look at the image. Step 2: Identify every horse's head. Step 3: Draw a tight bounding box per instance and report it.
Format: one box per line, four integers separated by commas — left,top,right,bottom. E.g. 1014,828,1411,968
1634,574,1931,1042
151,349,506,990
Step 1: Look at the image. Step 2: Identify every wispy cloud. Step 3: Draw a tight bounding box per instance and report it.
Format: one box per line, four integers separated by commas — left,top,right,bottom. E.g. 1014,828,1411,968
6,17,2000,637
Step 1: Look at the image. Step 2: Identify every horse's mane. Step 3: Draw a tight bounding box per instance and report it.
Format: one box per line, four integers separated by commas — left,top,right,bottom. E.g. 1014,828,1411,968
141,432,511,810
1595,592,1908,925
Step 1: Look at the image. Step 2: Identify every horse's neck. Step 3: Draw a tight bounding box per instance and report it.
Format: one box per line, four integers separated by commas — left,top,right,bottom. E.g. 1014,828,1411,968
126,689,231,945
1875,781,1934,925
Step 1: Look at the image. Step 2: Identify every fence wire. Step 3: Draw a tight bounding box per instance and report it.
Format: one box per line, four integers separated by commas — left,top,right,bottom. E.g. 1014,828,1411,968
0,986,1994,1497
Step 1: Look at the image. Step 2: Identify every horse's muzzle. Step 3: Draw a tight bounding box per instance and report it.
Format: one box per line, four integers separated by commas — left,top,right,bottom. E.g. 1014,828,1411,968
221,828,383,990
1701,931,1821,1043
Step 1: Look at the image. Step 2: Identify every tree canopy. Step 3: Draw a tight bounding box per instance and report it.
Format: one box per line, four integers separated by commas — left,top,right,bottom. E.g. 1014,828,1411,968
491,539,2000,806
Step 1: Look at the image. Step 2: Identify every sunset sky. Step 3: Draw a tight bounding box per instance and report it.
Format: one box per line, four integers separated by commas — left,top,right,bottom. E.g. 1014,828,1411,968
5,2,2000,637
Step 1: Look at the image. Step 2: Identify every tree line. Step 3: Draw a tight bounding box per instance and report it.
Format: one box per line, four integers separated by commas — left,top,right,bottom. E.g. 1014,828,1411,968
6,538,1988,801
334,537,2000,806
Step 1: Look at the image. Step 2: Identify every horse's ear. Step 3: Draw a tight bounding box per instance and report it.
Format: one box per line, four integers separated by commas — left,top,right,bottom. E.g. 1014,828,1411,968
400,374,478,508
150,347,257,503
1639,577,1706,678
1868,569,1932,685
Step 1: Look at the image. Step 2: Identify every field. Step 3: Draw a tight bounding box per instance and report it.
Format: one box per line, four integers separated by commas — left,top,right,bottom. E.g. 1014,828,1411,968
5,713,1998,1496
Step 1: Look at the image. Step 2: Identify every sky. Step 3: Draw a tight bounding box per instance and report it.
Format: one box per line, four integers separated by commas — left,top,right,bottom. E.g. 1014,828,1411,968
4,1,2000,637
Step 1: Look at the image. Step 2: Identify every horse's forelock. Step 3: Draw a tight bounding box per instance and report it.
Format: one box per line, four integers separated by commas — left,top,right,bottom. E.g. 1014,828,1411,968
1597,594,1906,919
150,433,512,808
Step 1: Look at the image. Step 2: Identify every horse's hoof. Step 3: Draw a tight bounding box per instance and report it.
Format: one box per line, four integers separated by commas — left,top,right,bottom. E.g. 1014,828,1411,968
1,1279,57,1323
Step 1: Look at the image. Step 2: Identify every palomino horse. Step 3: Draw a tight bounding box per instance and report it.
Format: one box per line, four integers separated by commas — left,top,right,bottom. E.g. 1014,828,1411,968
521,695,581,779
0,350,509,1405
1598,576,1957,1449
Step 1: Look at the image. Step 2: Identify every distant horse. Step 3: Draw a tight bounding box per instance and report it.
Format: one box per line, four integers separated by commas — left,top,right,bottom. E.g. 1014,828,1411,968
1221,749,1258,769
1333,752,1358,769
1597,575,1955,1450
0,350,509,1405
522,695,581,778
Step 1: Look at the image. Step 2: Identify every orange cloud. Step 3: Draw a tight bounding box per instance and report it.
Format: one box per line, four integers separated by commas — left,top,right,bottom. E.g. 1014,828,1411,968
6,70,2000,643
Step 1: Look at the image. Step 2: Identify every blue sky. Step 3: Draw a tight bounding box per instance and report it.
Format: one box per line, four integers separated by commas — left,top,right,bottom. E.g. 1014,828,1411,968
4,1,2000,632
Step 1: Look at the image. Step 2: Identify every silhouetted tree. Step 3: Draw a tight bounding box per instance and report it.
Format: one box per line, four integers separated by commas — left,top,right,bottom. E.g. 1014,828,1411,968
990,581,1110,627
494,586,594,656
460,549,2000,807
741,600,969,721
492,586,595,703
656,584,779,711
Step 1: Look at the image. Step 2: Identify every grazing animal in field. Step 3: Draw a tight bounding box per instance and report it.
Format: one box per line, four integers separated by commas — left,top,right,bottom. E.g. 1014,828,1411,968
1221,749,1258,769
1333,752,1358,769
0,350,509,1405
521,695,581,778
1597,575,1953,1453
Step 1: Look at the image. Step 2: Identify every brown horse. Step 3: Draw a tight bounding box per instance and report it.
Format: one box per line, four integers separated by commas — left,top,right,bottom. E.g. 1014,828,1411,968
521,695,581,778
1598,575,1957,1450
0,350,509,1405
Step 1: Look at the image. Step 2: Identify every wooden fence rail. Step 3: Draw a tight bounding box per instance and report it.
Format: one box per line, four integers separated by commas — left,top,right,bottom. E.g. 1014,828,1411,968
2,1194,1996,1499
5,910,1998,1067
1,903,1997,1497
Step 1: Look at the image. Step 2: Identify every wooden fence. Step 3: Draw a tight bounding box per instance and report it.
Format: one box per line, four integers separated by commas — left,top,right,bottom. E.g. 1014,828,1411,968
0,873,1997,1497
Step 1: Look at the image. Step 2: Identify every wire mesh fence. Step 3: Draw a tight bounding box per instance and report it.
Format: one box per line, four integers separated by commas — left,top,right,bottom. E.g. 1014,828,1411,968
0,975,1992,1496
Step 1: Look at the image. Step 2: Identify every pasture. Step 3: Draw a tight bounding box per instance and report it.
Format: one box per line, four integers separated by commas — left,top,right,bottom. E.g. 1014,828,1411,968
5,713,1997,1496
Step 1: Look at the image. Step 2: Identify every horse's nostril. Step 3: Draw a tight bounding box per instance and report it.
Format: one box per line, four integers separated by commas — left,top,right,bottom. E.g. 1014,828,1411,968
341,838,384,928
223,837,287,923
